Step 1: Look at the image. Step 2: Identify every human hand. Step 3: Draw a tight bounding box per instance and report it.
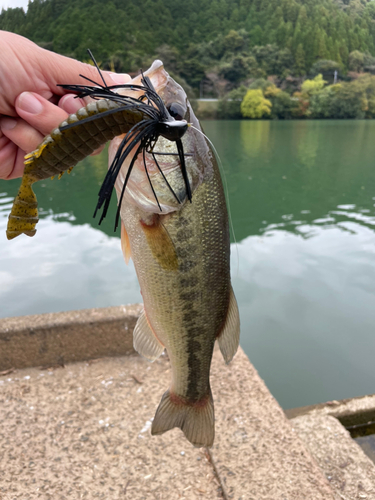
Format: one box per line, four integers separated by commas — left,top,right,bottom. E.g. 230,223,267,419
0,31,131,180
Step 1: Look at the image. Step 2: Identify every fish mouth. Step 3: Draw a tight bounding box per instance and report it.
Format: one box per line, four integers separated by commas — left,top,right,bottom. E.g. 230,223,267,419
108,60,205,217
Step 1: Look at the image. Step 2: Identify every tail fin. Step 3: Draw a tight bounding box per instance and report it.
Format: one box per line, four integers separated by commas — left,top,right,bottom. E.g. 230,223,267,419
6,178,39,240
151,389,215,447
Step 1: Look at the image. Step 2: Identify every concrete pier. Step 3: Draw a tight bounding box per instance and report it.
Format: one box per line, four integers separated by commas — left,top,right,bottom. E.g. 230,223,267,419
1,305,374,499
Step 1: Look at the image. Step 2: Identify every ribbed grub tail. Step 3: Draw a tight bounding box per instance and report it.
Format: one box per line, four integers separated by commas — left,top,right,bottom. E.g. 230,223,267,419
6,178,39,240
151,389,215,447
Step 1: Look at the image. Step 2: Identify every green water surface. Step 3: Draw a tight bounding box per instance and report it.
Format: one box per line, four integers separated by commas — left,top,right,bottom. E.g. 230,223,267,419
1,120,375,409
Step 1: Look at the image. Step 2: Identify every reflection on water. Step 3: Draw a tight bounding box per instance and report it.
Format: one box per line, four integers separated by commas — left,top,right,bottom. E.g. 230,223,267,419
1,198,141,318
1,120,375,409
240,120,270,158
354,434,375,464
234,214,375,409
295,121,319,168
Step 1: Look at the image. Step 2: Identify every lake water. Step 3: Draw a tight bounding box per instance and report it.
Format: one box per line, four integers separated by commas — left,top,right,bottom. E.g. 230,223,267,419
1,119,375,409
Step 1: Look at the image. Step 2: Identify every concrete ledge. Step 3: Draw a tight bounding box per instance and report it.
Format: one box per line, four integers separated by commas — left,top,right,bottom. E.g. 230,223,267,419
292,414,375,499
288,396,375,499
0,349,336,499
0,304,142,371
285,394,375,424
209,349,336,500
0,305,338,499
1,305,374,499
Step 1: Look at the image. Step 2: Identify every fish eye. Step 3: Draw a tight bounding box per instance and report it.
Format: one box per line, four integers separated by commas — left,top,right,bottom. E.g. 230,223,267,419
168,102,186,121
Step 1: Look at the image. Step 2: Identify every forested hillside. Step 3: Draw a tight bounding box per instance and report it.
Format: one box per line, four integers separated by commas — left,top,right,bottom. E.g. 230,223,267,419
2,0,375,118
2,0,375,78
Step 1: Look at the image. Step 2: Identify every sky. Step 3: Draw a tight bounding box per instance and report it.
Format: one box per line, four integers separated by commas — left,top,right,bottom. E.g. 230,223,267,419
0,0,28,11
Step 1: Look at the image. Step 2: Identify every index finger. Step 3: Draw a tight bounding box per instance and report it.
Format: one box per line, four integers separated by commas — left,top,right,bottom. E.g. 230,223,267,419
37,48,132,97
15,92,71,138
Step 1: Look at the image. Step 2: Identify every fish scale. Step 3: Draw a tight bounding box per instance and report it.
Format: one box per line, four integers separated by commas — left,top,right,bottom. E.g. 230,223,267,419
6,58,240,447
116,62,239,447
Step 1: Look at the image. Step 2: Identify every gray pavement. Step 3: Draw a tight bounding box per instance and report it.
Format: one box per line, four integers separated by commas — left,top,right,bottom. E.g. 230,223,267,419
290,395,375,500
1,306,374,499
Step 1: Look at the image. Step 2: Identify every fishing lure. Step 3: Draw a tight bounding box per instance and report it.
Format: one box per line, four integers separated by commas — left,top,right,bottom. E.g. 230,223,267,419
6,52,191,240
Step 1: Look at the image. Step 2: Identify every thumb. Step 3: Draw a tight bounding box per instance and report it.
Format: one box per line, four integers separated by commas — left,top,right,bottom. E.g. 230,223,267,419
104,71,133,86
37,48,132,95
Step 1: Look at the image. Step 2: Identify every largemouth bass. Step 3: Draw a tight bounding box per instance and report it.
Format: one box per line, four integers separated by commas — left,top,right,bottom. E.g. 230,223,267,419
111,61,240,447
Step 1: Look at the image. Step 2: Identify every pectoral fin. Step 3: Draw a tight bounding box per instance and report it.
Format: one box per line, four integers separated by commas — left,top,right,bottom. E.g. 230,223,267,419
133,309,165,361
141,216,178,271
217,287,240,364
121,221,132,264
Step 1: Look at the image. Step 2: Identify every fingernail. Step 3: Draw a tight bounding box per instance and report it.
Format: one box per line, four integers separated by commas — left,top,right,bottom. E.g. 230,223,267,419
18,92,44,114
59,94,84,114
109,72,131,84
0,117,17,130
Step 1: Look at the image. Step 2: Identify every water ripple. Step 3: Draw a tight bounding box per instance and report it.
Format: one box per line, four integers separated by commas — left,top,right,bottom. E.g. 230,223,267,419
261,203,375,238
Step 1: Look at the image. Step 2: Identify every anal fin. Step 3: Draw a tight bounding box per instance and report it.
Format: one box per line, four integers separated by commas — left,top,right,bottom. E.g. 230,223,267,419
133,309,164,361
217,286,240,364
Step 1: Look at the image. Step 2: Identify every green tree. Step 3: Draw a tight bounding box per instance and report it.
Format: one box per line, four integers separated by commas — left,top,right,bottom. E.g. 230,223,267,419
241,89,272,118
264,84,281,98
310,60,342,81
2,0,375,94
329,81,367,118
309,85,339,118
218,86,248,118
363,52,375,73
223,30,247,53
154,45,180,74
301,74,327,95
270,91,296,119
316,31,329,60
292,91,310,118
248,78,273,92
309,79,369,119
348,50,365,71
219,54,257,83
294,43,306,76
